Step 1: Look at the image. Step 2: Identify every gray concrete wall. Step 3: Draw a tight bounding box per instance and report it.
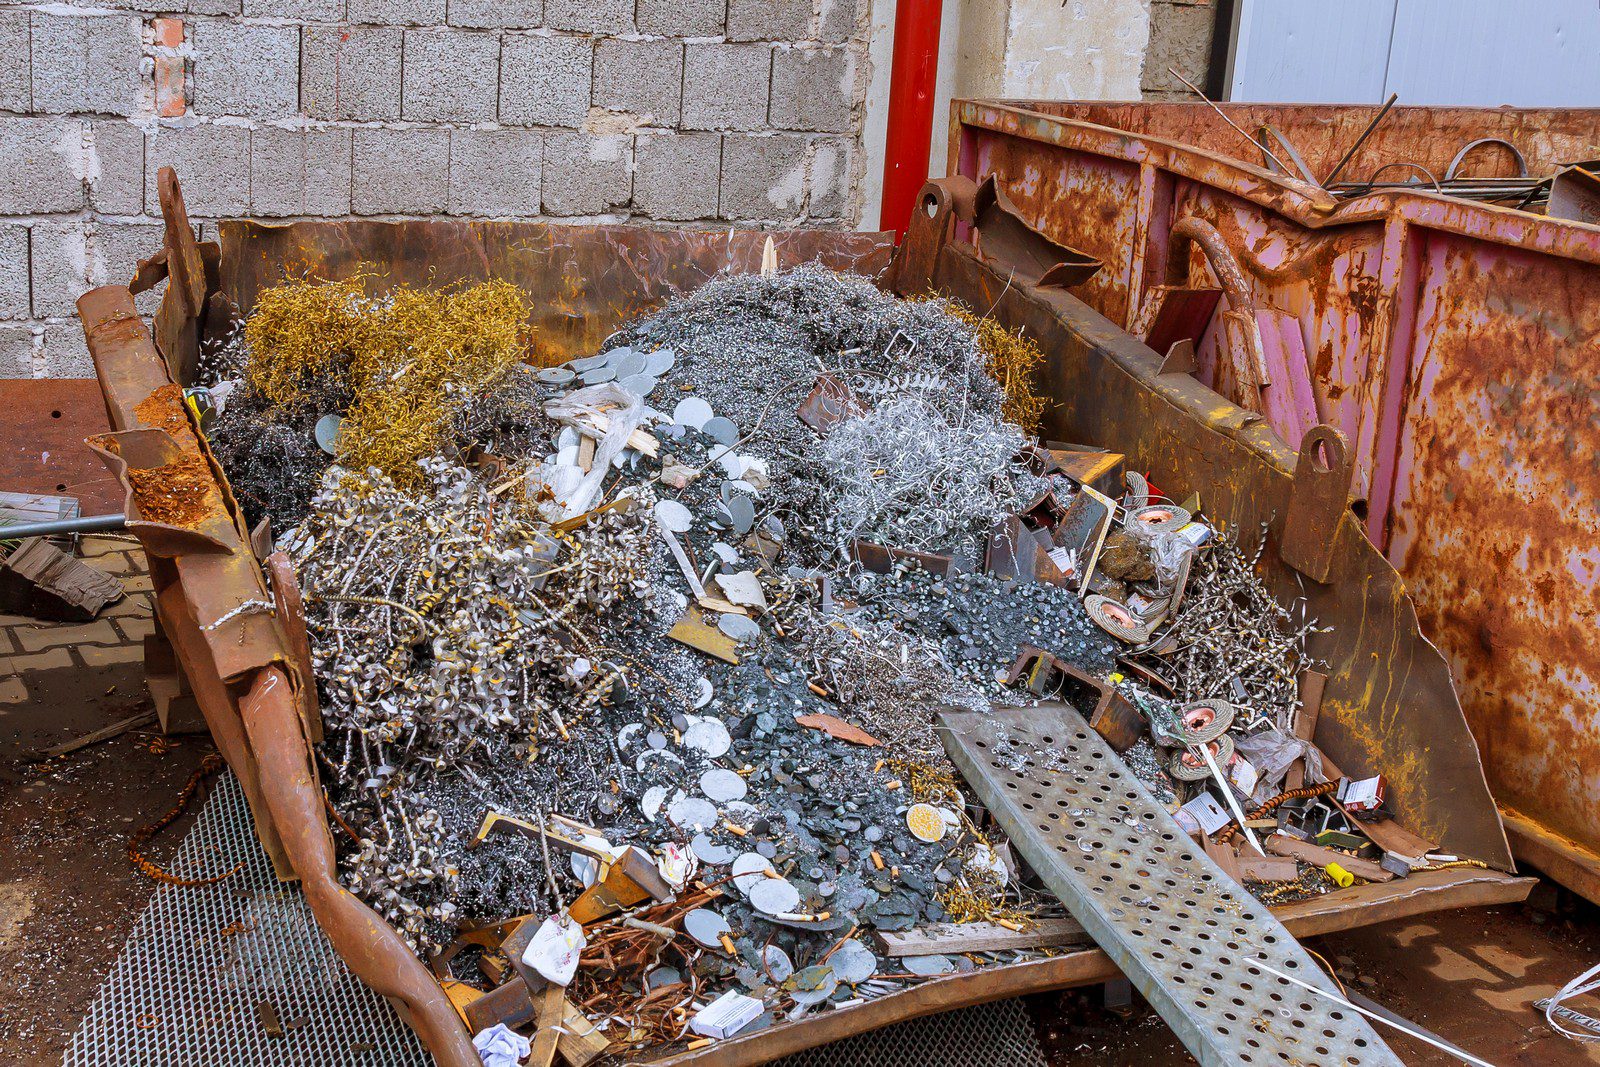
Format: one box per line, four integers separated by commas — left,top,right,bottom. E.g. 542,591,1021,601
0,0,870,378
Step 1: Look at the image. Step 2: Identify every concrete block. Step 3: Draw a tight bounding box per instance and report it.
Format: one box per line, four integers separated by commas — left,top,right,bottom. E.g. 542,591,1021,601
770,46,857,133
545,0,632,34
634,131,719,221
192,21,301,118
636,0,723,37
348,0,444,24
252,126,353,217
146,123,251,217
188,0,244,16
352,127,448,214
245,0,345,17
817,0,861,43
1141,0,1217,96
448,0,541,29
403,28,499,123
0,118,84,214
808,133,853,219
31,12,144,117
500,34,591,128
682,43,770,132
0,226,29,320
302,25,403,122
0,11,30,112
726,0,809,41
594,39,682,127
89,120,145,215
719,132,808,221
541,132,631,216
40,322,93,378
0,324,33,378
31,221,164,318
448,128,541,216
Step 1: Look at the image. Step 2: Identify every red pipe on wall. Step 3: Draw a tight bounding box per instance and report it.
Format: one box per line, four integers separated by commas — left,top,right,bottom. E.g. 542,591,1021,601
878,0,944,240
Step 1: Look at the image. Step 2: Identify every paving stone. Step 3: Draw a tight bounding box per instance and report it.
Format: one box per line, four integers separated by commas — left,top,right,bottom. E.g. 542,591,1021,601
0,673,28,704
80,641,145,667
16,618,119,652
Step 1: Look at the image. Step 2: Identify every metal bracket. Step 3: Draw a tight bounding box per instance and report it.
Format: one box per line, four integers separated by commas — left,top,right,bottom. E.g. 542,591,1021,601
1281,424,1354,584
939,702,1399,1066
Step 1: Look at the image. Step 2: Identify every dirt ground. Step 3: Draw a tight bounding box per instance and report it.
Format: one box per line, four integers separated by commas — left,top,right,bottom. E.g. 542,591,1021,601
5,540,1600,1067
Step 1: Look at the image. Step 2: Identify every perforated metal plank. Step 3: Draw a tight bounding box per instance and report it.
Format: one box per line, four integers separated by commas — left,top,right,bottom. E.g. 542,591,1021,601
938,703,1401,1067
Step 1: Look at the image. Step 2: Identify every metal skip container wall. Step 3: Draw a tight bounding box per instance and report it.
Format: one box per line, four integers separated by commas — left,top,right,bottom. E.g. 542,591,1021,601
946,99,1600,901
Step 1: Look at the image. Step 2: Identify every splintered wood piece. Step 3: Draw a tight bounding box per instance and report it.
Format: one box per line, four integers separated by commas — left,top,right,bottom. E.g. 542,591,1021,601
668,607,739,664
1265,834,1393,882
558,998,610,1066
795,713,881,747
876,918,1087,956
528,982,567,1067
0,537,124,621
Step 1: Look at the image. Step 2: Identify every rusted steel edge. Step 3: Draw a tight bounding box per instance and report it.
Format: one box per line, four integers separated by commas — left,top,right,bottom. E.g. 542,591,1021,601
957,100,1600,264
643,867,1532,1067
1500,810,1600,907
75,284,481,1067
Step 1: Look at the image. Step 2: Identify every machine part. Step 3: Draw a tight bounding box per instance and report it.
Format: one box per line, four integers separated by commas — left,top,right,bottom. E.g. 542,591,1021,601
877,0,943,238
1280,425,1355,584
65,773,432,1067
1176,700,1236,745
939,703,1398,1066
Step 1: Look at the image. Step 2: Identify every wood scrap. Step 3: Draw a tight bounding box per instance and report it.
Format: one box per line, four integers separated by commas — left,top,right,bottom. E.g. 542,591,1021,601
30,710,158,760
0,536,124,621
1265,833,1393,882
528,983,566,1067
1236,854,1299,883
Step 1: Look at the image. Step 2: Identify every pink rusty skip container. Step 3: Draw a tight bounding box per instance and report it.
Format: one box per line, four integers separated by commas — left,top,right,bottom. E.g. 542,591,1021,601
945,99,1600,902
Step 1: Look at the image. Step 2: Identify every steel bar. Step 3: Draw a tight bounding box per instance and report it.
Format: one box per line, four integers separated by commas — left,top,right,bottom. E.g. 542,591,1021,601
0,512,127,538
1323,93,1400,185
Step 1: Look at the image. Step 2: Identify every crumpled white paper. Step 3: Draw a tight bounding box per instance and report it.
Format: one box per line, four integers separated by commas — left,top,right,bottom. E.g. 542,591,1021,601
521,913,587,986
473,1023,531,1067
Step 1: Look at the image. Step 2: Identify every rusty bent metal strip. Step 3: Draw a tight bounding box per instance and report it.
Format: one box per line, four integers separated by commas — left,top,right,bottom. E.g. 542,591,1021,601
74,213,1533,1066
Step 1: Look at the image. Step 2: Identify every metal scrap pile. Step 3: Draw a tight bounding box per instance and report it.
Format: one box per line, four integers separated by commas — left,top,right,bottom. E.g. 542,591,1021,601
199,264,1436,1058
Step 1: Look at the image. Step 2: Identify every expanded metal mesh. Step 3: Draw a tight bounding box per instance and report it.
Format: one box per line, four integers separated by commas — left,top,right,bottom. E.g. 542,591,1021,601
64,772,431,1067
66,771,1050,1067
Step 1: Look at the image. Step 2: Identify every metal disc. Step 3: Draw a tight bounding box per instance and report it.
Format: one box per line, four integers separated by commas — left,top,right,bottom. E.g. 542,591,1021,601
703,416,739,446
668,795,720,831
727,494,756,536
789,966,838,1005
654,499,693,533
732,852,776,894
645,348,676,376
1176,699,1236,745
646,966,682,991
580,365,616,384
692,677,714,709
903,954,955,976
829,940,877,984
536,366,575,385
610,351,648,379
762,945,795,983
718,613,762,643
569,353,609,372
748,876,802,915
682,716,731,757
683,908,731,948
313,414,342,455
620,373,658,397
1167,734,1236,781
700,767,748,803
673,397,714,430
691,832,737,865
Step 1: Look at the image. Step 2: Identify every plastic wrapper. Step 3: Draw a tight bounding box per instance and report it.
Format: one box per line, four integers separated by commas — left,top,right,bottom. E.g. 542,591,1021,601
1235,725,1325,805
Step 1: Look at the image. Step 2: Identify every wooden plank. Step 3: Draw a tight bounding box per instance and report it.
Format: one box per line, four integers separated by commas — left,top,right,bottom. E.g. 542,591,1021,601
1286,668,1326,790
527,982,566,1067
558,999,610,1067
1237,854,1299,883
1203,835,1244,882
1265,833,1393,882
876,918,1088,957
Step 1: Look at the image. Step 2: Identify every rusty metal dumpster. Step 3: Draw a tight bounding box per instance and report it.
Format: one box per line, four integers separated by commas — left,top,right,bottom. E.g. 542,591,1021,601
73,170,1532,1065
946,99,1600,903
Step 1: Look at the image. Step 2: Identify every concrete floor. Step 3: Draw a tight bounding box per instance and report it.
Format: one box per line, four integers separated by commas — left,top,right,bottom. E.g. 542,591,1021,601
4,537,1600,1066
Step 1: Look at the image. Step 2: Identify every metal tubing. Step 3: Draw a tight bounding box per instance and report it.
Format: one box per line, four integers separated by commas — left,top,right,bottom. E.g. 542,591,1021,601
878,0,944,239
0,513,127,538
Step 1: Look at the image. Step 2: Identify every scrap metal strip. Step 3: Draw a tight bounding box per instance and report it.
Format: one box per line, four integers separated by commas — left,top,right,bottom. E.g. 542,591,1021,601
937,702,1401,1067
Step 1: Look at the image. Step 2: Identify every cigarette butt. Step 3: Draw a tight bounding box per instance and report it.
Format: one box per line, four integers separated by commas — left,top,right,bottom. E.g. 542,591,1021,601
872,759,885,773
890,865,899,879
871,850,884,870
673,729,682,744
610,780,620,794
687,1038,713,1050
724,820,748,836
884,779,901,791
996,918,1024,932
719,934,736,954
815,911,831,921
807,682,829,697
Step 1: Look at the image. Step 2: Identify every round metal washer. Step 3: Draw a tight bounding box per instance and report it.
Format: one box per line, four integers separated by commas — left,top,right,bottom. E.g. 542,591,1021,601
691,832,737,865
702,416,740,446
619,373,658,397
654,499,693,533
569,353,610,372
673,396,714,430
718,613,762,643
536,366,576,384
682,716,732,757
903,954,955,976
610,350,648,379
762,945,795,983
580,365,617,385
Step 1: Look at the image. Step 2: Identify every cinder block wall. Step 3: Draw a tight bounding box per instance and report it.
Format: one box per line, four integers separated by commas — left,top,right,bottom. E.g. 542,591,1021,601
0,0,869,378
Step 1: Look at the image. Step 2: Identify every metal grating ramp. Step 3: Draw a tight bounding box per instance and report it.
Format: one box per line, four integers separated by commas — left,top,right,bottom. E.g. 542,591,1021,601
63,770,1050,1067
64,772,432,1067
938,703,1401,1067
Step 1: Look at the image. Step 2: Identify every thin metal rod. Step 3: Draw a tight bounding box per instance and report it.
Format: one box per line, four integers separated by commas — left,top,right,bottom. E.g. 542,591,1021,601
1167,67,1292,177
1256,961,1498,1067
0,513,127,538
1199,741,1264,855
1324,93,1400,185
